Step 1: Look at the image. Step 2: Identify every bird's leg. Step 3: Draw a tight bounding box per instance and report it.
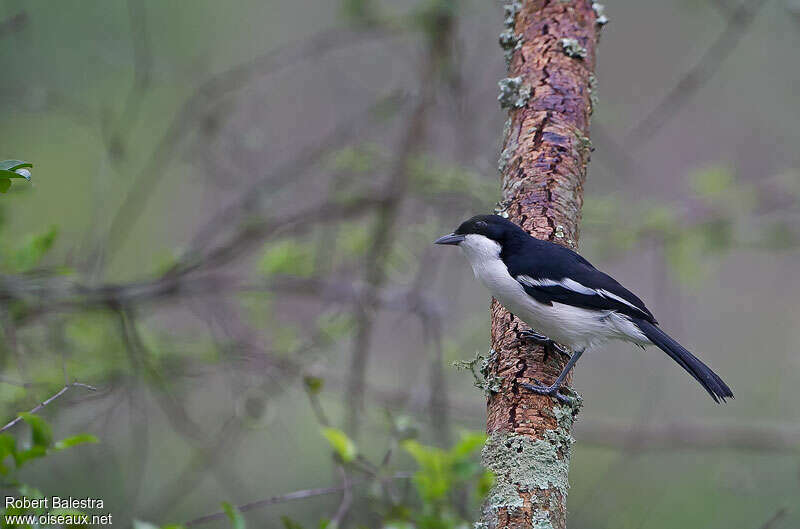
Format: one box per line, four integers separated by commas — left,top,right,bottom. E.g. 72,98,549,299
518,330,571,360
521,348,585,404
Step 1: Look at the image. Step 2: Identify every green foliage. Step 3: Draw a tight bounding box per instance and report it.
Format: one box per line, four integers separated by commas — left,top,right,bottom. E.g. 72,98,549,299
0,415,97,471
411,0,457,48
383,432,487,529
328,145,381,175
408,155,497,208
281,515,305,529
402,432,485,504
315,311,355,346
334,221,371,260
259,240,315,277
0,226,58,273
0,415,97,528
222,502,246,529
303,375,324,395
340,0,379,26
0,160,32,194
321,427,358,463
10,226,59,272
52,434,100,451
583,164,800,285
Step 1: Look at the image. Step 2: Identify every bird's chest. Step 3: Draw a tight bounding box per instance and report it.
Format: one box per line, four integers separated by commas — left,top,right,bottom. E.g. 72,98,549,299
469,258,536,315
468,256,578,340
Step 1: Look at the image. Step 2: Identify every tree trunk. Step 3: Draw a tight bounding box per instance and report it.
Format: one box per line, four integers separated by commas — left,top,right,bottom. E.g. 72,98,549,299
479,2,601,528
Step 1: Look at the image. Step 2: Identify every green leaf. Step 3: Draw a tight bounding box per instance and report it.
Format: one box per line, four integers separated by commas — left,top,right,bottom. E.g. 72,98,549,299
53,434,99,451
321,427,358,463
11,226,58,271
14,445,47,467
382,522,415,529
19,412,53,448
689,165,733,199
402,439,450,502
0,179,11,193
222,501,246,529
0,434,16,475
303,376,324,395
449,432,486,459
477,470,495,497
259,240,314,277
281,516,305,529
0,160,32,179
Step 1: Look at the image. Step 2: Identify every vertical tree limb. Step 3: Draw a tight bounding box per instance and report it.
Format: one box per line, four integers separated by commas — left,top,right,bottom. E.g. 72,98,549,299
480,2,600,528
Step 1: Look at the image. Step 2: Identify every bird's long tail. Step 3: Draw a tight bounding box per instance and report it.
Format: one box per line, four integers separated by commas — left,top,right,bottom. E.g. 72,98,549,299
633,318,733,403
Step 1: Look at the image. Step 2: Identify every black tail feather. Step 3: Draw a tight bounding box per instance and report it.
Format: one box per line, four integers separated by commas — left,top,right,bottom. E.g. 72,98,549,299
633,319,734,403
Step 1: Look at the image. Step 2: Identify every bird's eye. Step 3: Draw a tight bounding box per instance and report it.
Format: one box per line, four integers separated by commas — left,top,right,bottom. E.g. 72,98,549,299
475,221,488,229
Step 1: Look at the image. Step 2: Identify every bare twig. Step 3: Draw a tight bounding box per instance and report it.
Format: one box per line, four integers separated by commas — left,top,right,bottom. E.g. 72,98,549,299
757,507,788,529
330,467,354,527
0,382,97,433
184,473,412,527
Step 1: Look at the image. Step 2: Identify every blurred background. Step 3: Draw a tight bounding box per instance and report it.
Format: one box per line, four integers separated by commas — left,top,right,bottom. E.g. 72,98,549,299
1,0,799,528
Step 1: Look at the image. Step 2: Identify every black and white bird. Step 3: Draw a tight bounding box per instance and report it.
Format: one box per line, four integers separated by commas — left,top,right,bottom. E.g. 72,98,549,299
435,214,733,403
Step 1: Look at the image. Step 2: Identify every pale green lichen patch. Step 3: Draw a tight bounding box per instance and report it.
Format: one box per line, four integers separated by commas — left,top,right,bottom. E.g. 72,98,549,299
499,29,524,66
500,3,524,68
499,29,520,50
503,1,522,28
480,431,572,527
479,393,582,529
498,77,531,109
559,38,587,60
531,509,555,529
454,350,503,395
588,73,599,113
592,2,609,25
494,198,512,218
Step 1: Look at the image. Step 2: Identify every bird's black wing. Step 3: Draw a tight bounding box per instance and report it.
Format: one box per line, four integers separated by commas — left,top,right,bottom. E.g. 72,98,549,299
503,240,657,323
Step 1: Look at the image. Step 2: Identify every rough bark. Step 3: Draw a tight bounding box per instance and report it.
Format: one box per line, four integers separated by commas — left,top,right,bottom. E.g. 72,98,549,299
479,2,601,528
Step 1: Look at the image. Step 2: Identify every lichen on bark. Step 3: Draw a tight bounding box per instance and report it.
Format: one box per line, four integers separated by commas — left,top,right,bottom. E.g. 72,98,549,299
480,1,601,528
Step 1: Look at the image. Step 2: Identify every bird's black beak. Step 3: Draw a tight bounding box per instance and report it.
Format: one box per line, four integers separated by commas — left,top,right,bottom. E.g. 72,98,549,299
434,233,465,245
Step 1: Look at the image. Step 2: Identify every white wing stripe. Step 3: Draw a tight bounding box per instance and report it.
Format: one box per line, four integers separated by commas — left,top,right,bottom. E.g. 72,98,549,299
516,275,645,314
596,289,642,311
517,275,596,295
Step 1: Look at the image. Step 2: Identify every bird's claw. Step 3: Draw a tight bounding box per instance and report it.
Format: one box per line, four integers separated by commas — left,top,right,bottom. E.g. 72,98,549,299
519,330,550,342
518,331,571,360
521,382,573,404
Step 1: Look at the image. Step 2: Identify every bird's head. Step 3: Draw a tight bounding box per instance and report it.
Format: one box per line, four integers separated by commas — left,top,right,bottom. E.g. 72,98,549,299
434,214,524,256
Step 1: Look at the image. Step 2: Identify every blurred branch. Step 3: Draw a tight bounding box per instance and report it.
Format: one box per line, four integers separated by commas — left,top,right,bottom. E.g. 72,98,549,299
345,0,453,438
117,308,251,517
101,25,400,269
182,90,409,258
184,473,412,527
758,508,788,529
0,382,97,433
625,0,771,147
105,0,153,159
576,419,800,453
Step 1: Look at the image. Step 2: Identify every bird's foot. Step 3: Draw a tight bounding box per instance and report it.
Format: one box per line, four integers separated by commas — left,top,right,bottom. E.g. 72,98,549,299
521,381,572,404
518,330,571,360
